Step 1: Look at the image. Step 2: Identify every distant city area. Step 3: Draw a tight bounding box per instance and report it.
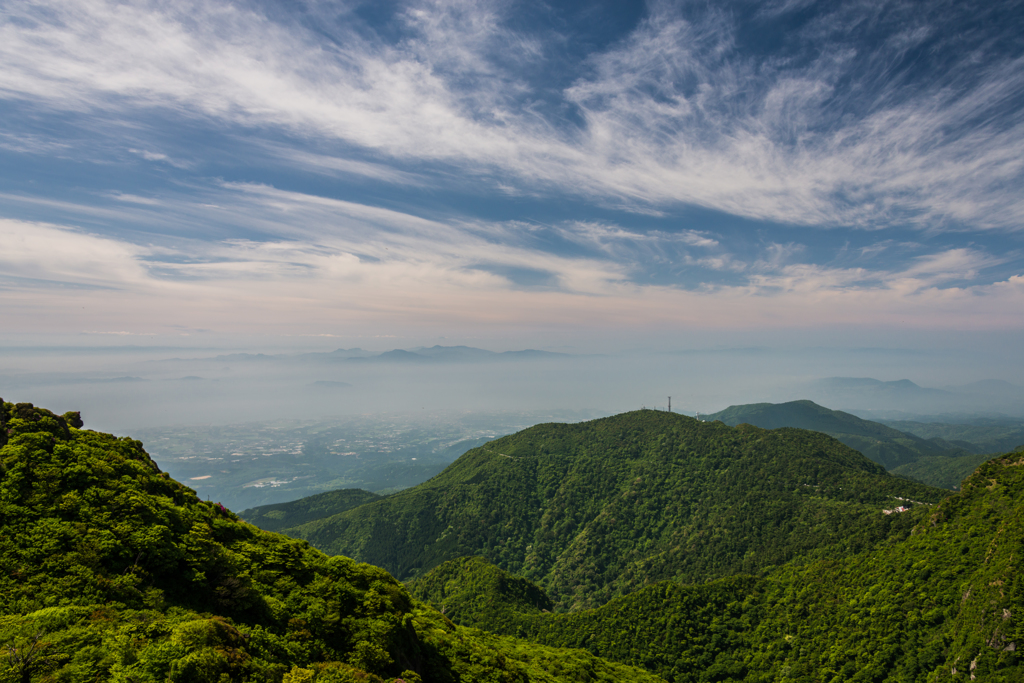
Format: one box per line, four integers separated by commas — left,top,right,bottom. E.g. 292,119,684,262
134,408,606,511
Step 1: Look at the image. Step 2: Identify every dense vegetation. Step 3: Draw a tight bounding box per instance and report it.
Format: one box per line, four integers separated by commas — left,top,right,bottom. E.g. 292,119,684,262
707,400,968,467
880,418,1024,456
411,449,1024,682
0,399,663,683
285,410,947,610
889,452,997,491
240,489,382,533
406,557,554,630
10,396,1018,682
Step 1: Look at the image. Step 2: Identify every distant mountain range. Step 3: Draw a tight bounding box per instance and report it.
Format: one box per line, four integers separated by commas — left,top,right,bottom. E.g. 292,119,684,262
703,399,994,488
805,376,1024,416
191,344,571,365
705,399,959,462
879,416,1024,455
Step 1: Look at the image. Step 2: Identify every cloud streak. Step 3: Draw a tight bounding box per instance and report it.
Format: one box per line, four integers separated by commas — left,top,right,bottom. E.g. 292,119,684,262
1,184,1020,339
1,0,1022,230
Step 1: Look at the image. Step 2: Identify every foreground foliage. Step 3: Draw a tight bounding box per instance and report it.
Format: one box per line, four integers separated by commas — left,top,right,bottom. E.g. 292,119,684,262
0,399,663,683
286,410,946,610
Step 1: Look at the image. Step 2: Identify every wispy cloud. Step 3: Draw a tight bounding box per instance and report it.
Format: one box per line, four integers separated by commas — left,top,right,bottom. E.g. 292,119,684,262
108,192,163,206
1,0,1022,230
0,132,72,155
0,218,151,288
129,149,169,162
259,144,431,186
0,0,1021,347
126,147,192,168
1,185,1019,336
80,330,157,335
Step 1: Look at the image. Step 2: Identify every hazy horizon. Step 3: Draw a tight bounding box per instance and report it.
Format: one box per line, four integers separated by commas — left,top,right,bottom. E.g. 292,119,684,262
3,337,1022,435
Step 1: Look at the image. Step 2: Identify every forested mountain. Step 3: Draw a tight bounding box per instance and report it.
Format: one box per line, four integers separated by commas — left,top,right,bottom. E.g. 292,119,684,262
705,399,987,488
239,488,382,532
410,447,1024,682
706,399,966,467
0,399,663,683
880,417,1024,456
284,410,947,610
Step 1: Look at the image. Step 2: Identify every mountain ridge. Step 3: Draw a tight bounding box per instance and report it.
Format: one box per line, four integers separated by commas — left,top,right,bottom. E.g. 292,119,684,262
176,345,573,366
705,399,986,488
281,409,948,610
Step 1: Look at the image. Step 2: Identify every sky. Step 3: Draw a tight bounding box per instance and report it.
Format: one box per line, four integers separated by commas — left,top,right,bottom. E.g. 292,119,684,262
1,0,1024,400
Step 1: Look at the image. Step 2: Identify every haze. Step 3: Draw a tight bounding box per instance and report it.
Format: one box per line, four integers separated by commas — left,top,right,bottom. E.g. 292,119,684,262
2,336,1022,435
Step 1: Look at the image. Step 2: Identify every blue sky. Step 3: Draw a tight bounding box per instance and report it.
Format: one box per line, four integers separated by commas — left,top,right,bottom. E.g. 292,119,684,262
1,0,1023,353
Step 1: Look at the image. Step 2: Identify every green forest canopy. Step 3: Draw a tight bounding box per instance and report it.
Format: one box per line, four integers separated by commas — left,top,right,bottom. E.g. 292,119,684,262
281,410,948,610
409,448,1024,682
6,398,1021,682
704,399,986,487
0,399,662,683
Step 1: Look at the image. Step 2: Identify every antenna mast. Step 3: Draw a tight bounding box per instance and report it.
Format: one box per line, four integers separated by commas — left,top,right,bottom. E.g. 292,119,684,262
668,396,671,412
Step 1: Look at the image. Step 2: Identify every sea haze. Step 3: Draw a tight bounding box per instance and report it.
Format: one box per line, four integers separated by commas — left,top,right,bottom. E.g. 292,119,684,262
2,342,1022,435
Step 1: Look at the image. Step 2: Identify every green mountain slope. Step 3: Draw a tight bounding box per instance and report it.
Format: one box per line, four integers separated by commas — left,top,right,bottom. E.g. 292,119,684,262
240,488,382,533
286,410,947,610
0,399,663,683
705,399,967,468
411,449,1024,682
880,418,1024,455
408,556,554,629
889,451,998,490
705,399,985,487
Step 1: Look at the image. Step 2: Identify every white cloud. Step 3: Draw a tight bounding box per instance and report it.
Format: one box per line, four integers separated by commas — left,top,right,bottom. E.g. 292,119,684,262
259,144,430,186
900,248,1004,283
753,243,807,272
0,218,152,288
0,189,1020,337
0,132,72,155
0,0,1021,230
108,192,163,205
129,149,168,162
